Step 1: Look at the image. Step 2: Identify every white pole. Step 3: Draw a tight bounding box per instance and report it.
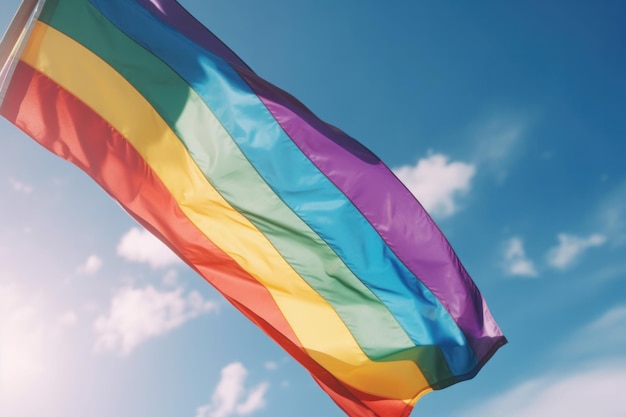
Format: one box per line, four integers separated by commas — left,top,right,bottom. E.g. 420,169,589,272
0,0,44,104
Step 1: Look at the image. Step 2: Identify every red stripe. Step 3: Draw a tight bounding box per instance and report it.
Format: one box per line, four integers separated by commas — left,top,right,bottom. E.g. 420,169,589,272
1,61,413,417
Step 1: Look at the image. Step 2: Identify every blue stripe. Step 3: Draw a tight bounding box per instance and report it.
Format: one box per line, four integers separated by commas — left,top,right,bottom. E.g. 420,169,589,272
90,0,477,374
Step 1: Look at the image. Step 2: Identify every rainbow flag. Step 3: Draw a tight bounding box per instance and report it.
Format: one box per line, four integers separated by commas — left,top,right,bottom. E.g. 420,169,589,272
0,1,506,416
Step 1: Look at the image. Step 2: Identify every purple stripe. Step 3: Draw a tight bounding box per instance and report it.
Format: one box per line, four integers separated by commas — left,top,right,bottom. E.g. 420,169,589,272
139,0,504,359
241,74,504,359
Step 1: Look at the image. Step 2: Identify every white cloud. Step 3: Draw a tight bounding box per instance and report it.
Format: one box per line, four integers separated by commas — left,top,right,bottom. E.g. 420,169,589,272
463,364,626,417
547,233,606,270
93,285,217,355
9,178,33,194
195,362,269,417
116,227,182,268
76,254,103,275
502,237,538,277
393,152,475,218
235,382,269,415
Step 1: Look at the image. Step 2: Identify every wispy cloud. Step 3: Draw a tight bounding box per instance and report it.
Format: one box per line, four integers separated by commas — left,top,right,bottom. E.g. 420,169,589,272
596,180,626,246
93,285,217,355
0,283,75,395
463,363,626,417
116,227,182,268
162,269,179,286
263,361,278,371
8,177,33,194
470,115,527,182
0,283,46,392
465,304,626,417
57,310,78,327
546,233,606,270
594,263,626,282
393,152,475,218
564,305,626,359
195,362,270,417
76,254,103,275
502,237,538,277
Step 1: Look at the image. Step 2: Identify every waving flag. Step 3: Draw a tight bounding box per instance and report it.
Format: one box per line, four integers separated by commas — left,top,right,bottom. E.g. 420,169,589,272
0,1,506,416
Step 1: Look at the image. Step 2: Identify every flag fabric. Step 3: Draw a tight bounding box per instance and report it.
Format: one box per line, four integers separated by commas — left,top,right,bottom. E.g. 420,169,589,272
0,1,506,416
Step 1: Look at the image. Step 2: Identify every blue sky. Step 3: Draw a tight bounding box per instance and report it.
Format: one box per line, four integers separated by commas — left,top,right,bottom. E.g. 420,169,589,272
1,1,625,416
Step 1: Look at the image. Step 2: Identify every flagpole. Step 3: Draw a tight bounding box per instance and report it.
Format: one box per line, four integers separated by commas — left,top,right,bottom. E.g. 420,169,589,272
0,0,43,104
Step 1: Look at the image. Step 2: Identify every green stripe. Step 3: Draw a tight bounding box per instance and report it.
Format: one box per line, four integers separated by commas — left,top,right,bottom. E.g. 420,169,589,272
40,0,454,383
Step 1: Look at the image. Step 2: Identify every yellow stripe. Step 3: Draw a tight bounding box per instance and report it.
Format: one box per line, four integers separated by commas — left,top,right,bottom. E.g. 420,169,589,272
21,21,429,401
